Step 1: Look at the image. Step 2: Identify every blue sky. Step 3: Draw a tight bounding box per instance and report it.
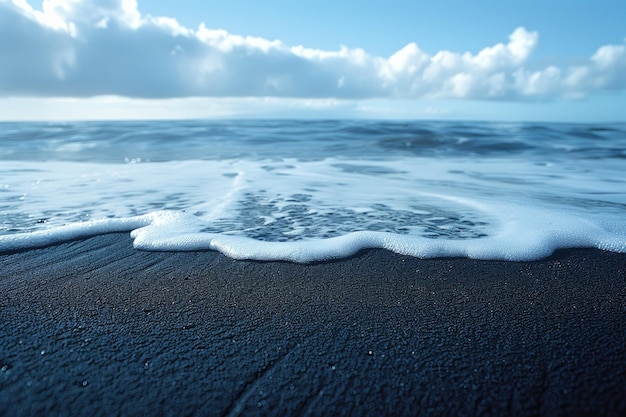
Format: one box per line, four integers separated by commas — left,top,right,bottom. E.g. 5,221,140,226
1,0,625,121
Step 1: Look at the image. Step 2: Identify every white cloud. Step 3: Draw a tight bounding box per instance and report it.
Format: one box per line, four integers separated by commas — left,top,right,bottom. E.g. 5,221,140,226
1,0,625,101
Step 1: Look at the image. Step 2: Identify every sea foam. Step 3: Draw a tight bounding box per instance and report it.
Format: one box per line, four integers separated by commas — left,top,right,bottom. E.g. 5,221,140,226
1,120,625,262
0,204,623,262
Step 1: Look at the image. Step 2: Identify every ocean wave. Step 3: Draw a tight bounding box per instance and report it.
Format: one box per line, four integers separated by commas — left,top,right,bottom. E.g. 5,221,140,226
1,120,625,261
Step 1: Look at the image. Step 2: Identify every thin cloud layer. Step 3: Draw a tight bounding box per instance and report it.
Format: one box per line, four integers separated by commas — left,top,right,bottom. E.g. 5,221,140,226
1,0,625,101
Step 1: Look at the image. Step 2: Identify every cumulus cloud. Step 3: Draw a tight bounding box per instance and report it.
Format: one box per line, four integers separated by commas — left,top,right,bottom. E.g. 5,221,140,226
1,0,625,101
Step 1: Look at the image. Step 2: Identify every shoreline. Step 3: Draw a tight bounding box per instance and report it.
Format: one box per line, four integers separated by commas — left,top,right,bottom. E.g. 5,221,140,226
1,233,626,416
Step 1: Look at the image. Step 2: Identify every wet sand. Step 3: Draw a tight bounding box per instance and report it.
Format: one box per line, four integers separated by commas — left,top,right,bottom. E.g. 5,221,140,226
1,233,625,416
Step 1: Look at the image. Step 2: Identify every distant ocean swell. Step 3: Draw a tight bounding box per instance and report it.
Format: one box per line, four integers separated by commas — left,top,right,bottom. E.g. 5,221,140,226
1,120,625,262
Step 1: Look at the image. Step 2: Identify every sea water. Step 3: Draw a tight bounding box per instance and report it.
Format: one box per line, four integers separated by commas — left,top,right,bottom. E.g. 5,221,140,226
1,119,625,262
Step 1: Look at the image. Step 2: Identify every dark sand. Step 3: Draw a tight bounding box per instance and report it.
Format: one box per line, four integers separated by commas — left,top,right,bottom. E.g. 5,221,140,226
1,233,625,417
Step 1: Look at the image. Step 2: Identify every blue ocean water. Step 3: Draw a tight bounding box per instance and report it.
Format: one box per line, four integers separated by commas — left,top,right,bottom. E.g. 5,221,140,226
1,119,625,261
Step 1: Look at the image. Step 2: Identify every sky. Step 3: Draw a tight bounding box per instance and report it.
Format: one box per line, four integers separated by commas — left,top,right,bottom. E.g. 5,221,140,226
1,0,625,122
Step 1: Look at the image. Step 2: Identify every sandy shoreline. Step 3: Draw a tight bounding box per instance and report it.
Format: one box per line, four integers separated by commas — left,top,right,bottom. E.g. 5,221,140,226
1,233,626,416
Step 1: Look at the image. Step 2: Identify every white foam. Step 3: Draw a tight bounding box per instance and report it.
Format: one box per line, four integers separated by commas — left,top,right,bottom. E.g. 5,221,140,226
1,156,625,262
125,203,625,262
2,202,622,262
0,215,150,252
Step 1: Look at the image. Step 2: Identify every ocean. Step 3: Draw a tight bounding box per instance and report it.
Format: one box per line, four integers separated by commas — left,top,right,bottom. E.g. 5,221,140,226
1,119,625,262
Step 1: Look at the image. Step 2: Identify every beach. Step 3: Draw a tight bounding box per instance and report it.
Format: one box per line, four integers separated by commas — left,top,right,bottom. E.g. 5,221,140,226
1,233,625,416
2,0,626,415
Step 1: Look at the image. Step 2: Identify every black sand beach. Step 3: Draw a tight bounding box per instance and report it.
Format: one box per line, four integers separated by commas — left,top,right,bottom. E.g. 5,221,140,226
1,233,625,416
